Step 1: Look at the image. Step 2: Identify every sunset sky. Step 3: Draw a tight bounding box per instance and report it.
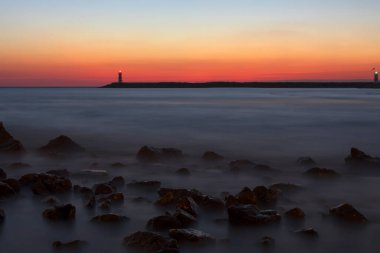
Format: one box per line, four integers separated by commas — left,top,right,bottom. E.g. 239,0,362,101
1,0,380,86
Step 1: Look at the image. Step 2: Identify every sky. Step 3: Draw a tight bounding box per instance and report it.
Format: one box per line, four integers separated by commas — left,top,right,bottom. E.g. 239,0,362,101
0,0,380,86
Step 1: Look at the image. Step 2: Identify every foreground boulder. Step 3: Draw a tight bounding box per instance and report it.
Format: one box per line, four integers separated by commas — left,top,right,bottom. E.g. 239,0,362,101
169,228,215,243
91,213,128,223
43,204,76,220
329,203,367,223
225,186,278,208
137,146,183,163
304,167,339,178
0,122,25,154
2,178,20,192
202,151,224,162
19,173,72,195
228,204,281,225
147,214,182,231
38,135,85,157
124,231,178,253
52,240,87,249
345,148,380,167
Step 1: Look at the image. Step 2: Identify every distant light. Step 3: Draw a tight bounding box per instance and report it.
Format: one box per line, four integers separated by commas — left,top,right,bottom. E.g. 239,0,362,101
119,70,122,73
376,71,378,75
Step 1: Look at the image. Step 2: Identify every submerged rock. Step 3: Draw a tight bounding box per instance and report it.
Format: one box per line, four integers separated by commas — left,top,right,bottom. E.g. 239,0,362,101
0,122,25,154
228,204,281,225
73,169,109,178
109,176,125,189
147,214,182,231
297,157,317,166
202,151,224,162
259,236,275,247
0,182,16,199
345,148,380,167
226,186,277,208
19,173,72,195
2,178,20,193
7,162,32,170
42,196,61,206
295,227,319,237
93,183,114,195
304,167,339,178
38,135,85,157
173,209,197,226
127,180,161,191
285,208,305,219
269,183,302,194
43,204,76,220
46,169,70,178
176,168,191,176
137,146,183,163
329,203,367,223
0,168,7,180
124,231,178,253
52,240,87,249
91,213,128,223
176,197,199,217
169,228,215,243
111,162,127,168
85,195,96,209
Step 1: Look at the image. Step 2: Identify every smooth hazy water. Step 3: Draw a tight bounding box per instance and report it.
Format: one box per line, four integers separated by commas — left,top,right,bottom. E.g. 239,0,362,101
1,88,380,253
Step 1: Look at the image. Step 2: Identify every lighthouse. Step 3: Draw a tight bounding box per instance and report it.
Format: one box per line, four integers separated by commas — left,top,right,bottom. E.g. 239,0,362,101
375,70,379,83
118,70,123,83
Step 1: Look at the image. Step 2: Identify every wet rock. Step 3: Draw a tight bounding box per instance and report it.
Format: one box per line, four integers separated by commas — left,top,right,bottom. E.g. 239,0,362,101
169,228,215,243
111,162,127,168
100,200,111,210
259,236,275,247
109,176,125,189
46,169,70,178
0,208,4,223
131,197,152,203
52,240,87,249
73,169,108,178
19,173,72,195
173,209,197,226
236,187,257,205
93,183,114,195
106,192,124,202
73,185,93,196
2,178,19,192
345,148,380,167
147,214,182,231
197,195,225,209
329,203,367,223
176,168,190,176
295,227,319,237
42,196,61,205
85,195,96,209
0,122,25,154
43,204,76,220
7,162,32,170
269,183,302,194
0,168,6,180
229,160,255,173
202,151,224,162
91,213,128,223
0,182,16,199
285,208,305,219
127,180,161,191
176,197,199,217
228,204,281,225
297,157,317,166
124,231,178,253
304,167,339,178
157,249,180,253
137,146,183,163
254,164,275,172
253,186,278,205
39,135,85,157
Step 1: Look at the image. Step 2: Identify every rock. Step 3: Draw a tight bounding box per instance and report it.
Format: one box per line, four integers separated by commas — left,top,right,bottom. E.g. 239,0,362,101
73,170,108,177
169,228,215,243
0,182,16,199
111,162,127,168
127,180,161,191
73,185,93,196
131,197,151,203
329,203,367,223
93,183,114,195
285,208,305,219
137,146,183,163
91,213,128,223
304,167,339,178
254,164,275,172
0,122,25,154
109,176,125,188
43,204,76,220
147,214,182,231
46,169,70,178
253,186,278,205
85,195,96,209
176,168,190,176
226,186,277,208
42,196,61,205
229,160,255,172
52,240,87,249
38,135,85,157
345,148,380,167
106,192,124,202
173,209,197,226
228,204,281,225
19,173,72,195
236,187,257,205
0,168,7,180
176,197,199,217
269,183,302,194
124,231,178,253
295,227,319,237
7,162,32,169
100,200,111,210
297,157,317,166
0,208,5,223
259,236,275,247
202,151,224,162
2,178,20,192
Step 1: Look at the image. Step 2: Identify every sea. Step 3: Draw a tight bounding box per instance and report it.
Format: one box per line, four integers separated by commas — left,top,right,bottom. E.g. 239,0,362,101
0,88,379,253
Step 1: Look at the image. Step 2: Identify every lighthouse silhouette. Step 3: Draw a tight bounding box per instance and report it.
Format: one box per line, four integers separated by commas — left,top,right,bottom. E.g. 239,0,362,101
118,70,123,83
375,70,379,83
